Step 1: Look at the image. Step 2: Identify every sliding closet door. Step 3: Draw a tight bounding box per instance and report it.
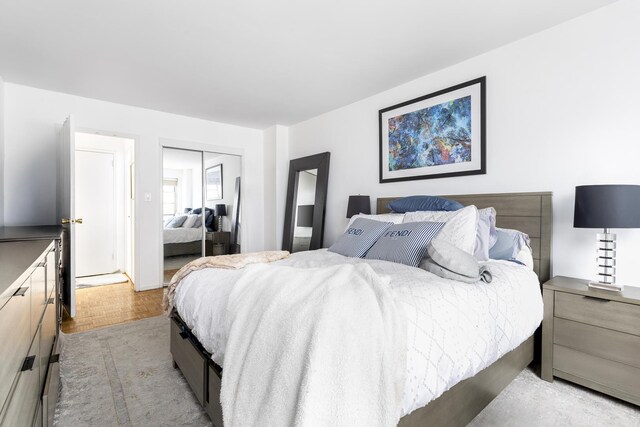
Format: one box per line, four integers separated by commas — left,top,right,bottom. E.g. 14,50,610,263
204,152,242,254
162,148,205,284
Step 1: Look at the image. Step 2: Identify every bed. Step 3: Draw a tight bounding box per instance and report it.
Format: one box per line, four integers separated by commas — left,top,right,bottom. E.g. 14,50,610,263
169,191,552,426
163,227,204,257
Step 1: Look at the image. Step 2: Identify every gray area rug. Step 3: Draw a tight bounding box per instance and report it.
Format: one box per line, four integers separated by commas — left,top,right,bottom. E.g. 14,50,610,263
54,316,211,427
55,316,640,426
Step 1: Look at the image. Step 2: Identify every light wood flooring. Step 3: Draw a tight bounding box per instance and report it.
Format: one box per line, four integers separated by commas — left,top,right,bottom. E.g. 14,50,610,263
62,280,165,333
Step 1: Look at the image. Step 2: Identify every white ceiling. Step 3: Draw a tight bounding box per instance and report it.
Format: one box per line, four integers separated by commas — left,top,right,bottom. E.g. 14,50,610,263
0,0,618,129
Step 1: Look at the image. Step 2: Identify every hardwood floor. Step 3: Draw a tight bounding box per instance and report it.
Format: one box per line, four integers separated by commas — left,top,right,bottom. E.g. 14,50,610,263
62,280,165,333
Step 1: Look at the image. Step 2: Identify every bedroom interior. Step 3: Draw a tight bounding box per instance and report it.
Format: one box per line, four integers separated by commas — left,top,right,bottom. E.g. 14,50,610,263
1,0,640,426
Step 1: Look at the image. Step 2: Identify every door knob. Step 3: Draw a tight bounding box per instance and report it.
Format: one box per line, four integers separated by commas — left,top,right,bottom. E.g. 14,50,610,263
61,218,71,224
75,218,83,224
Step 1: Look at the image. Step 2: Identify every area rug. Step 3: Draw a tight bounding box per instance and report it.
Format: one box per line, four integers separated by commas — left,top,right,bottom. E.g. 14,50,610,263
76,273,129,288
55,316,640,426
54,316,211,426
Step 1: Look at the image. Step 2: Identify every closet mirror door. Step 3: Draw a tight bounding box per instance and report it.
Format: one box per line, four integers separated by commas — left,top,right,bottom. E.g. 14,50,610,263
282,152,330,253
204,152,242,255
162,148,204,285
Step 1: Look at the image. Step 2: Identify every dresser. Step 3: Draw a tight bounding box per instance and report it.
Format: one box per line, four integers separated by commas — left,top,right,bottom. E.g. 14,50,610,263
0,227,62,427
541,276,640,405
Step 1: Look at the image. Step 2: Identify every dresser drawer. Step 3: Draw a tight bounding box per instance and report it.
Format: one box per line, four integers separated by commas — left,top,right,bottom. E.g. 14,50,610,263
554,345,640,403
0,283,32,409
554,318,640,369
555,292,640,336
0,328,40,427
170,318,206,405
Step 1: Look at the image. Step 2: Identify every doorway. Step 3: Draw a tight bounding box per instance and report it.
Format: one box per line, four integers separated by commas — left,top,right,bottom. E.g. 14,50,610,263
74,132,135,288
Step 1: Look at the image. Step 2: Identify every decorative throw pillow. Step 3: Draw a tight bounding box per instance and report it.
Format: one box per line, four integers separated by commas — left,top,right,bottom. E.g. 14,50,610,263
166,215,187,228
345,213,405,231
403,205,479,254
365,221,445,267
182,214,199,228
193,216,203,228
473,207,498,261
489,228,531,261
328,218,393,258
388,195,463,213
163,217,174,228
420,239,492,283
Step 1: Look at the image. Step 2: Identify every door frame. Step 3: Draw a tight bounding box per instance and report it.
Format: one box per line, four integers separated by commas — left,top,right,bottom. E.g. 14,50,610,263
76,127,139,288
159,138,245,286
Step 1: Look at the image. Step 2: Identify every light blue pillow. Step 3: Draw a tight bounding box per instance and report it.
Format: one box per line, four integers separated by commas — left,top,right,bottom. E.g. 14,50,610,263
365,221,445,267
388,195,463,213
166,215,187,229
489,228,530,261
328,218,393,258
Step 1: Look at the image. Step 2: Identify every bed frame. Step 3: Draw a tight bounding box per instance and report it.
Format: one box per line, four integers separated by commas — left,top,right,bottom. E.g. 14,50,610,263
170,191,552,427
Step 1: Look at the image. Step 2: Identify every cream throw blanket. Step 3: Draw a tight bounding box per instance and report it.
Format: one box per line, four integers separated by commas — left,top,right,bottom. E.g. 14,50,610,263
221,262,406,427
163,251,289,314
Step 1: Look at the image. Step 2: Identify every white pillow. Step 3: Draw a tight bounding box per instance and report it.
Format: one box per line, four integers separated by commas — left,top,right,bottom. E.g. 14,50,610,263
404,205,479,254
345,213,405,232
515,245,534,270
182,214,199,228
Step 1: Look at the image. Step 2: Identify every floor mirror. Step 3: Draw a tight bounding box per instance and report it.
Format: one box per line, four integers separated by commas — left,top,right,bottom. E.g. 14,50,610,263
282,152,330,253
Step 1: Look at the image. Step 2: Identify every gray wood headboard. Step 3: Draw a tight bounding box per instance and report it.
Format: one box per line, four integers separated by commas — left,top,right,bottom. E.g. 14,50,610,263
377,192,552,283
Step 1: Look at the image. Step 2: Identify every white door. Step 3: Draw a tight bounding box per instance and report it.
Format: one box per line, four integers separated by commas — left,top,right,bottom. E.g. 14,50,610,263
57,116,77,317
75,150,117,277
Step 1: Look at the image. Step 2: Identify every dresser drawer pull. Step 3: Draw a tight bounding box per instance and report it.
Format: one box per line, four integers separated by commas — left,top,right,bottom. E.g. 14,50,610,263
583,295,610,303
14,287,29,297
21,355,36,372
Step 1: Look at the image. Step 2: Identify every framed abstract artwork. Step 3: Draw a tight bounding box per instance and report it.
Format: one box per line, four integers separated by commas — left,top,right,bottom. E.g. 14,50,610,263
379,77,486,183
206,164,223,200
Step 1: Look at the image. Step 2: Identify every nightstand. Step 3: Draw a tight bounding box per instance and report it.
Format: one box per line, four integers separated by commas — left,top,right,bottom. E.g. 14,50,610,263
541,276,640,405
205,231,230,256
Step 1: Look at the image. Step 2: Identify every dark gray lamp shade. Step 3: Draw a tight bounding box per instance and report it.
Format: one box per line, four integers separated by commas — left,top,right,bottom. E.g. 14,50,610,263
346,195,371,218
215,204,227,217
297,205,314,227
574,185,640,228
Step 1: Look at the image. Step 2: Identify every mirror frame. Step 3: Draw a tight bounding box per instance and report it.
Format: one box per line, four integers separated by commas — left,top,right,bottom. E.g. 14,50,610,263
282,152,330,252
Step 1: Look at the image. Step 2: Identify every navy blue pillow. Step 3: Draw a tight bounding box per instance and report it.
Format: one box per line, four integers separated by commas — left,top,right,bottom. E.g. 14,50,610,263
365,221,445,267
388,195,463,213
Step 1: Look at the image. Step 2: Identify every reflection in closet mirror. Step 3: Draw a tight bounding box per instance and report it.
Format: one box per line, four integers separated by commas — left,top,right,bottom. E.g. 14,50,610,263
162,147,243,285
283,153,330,253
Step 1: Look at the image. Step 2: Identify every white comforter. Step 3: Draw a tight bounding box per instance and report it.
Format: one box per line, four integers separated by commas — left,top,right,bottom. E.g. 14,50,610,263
174,249,543,417
163,227,202,244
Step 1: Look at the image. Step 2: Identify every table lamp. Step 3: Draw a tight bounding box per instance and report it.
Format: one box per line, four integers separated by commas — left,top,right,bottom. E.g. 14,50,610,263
574,185,640,291
346,195,371,218
215,204,227,232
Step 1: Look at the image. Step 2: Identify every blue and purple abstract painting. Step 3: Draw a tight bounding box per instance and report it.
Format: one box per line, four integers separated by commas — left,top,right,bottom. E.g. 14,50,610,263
388,96,471,171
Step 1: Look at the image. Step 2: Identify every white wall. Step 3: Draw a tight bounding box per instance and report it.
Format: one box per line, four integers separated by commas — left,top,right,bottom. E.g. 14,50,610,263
3,84,264,290
205,153,242,232
289,0,640,286
263,125,290,250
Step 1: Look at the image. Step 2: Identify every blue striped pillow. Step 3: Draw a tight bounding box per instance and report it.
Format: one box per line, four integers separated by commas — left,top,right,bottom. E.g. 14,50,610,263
328,218,393,258
365,221,445,267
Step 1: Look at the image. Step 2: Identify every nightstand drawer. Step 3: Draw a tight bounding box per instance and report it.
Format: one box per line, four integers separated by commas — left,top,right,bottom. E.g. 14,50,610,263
554,318,640,369
555,292,640,336
554,345,640,402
